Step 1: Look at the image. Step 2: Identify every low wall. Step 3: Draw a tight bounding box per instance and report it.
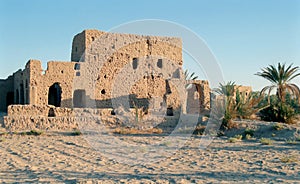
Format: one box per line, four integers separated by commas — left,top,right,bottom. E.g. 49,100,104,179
3,105,192,131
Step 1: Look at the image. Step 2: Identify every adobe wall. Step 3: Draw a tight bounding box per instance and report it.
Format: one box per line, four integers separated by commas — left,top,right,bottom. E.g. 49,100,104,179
73,30,183,114
0,77,14,111
27,60,77,107
71,30,105,62
186,80,210,114
234,86,252,99
3,105,184,131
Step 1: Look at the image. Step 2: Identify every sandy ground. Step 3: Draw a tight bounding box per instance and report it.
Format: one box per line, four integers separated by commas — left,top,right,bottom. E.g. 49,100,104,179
0,126,299,184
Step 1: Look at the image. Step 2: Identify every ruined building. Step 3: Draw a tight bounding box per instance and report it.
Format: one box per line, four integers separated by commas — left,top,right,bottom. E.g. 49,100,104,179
0,30,213,131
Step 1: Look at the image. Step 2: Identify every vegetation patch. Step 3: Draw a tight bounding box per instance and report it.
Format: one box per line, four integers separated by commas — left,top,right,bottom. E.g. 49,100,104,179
244,128,255,137
280,156,298,163
285,139,298,145
19,130,43,136
273,123,285,131
70,130,82,136
260,138,273,145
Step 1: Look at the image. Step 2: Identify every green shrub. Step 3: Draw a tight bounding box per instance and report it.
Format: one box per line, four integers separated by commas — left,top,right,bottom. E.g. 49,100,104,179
285,139,298,145
280,156,298,163
245,134,252,140
273,123,285,130
234,134,243,140
244,128,255,136
228,137,239,143
260,98,297,124
71,130,82,136
21,130,43,136
260,138,273,145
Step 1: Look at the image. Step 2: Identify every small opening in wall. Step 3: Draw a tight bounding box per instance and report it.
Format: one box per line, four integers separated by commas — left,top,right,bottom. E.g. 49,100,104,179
75,47,78,52
76,72,80,76
133,58,138,69
157,59,163,68
91,37,95,41
166,107,174,116
61,70,64,74
101,89,106,94
104,74,107,79
74,63,80,70
111,110,116,115
48,108,55,117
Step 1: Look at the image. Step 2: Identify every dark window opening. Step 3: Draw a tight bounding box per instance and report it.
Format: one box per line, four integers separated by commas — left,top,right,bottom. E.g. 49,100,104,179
101,89,106,95
133,58,138,69
73,89,86,108
75,47,78,52
48,83,62,107
6,92,14,107
167,107,174,116
157,59,163,68
74,63,80,70
20,83,25,105
166,80,172,94
91,37,95,41
61,70,64,74
76,72,80,76
48,108,55,117
111,110,116,115
104,74,107,79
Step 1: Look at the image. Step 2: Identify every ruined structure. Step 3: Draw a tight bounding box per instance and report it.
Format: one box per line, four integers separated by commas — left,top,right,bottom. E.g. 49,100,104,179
0,30,216,131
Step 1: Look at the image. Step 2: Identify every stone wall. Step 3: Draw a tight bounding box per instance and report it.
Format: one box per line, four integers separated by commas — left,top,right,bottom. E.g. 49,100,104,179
28,60,76,107
0,77,14,111
186,80,210,114
1,29,214,131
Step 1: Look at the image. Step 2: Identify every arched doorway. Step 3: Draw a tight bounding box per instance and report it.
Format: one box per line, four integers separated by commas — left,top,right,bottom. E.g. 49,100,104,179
48,83,62,107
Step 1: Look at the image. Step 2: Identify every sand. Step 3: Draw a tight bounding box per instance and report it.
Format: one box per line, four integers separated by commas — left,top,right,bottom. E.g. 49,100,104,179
0,122,299,184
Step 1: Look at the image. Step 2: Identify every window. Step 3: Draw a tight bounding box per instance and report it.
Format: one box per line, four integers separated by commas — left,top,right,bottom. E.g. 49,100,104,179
167,107,174,116
91,37,95,41
133,58,138,69
74,63,80,70
157,59,163,68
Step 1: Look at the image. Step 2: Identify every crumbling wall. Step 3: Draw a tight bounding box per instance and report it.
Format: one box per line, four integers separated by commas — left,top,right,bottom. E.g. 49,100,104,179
234,86,252,99
28,60,76,107
71,30,105,62
0,76,14,111
73,30,183,116
186,80,210,114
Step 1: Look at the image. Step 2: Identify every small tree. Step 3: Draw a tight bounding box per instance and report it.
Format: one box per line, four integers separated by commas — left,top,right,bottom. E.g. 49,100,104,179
256,63,300,123
255,63,300,103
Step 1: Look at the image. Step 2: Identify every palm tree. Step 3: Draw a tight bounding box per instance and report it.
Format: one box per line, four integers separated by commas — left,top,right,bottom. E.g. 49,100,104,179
184,69,198,89
255,63,300,103
214,81,237,129
215,81,236,97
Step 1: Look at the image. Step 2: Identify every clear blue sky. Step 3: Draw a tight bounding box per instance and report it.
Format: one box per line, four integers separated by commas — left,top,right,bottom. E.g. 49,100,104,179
0,0,299,90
